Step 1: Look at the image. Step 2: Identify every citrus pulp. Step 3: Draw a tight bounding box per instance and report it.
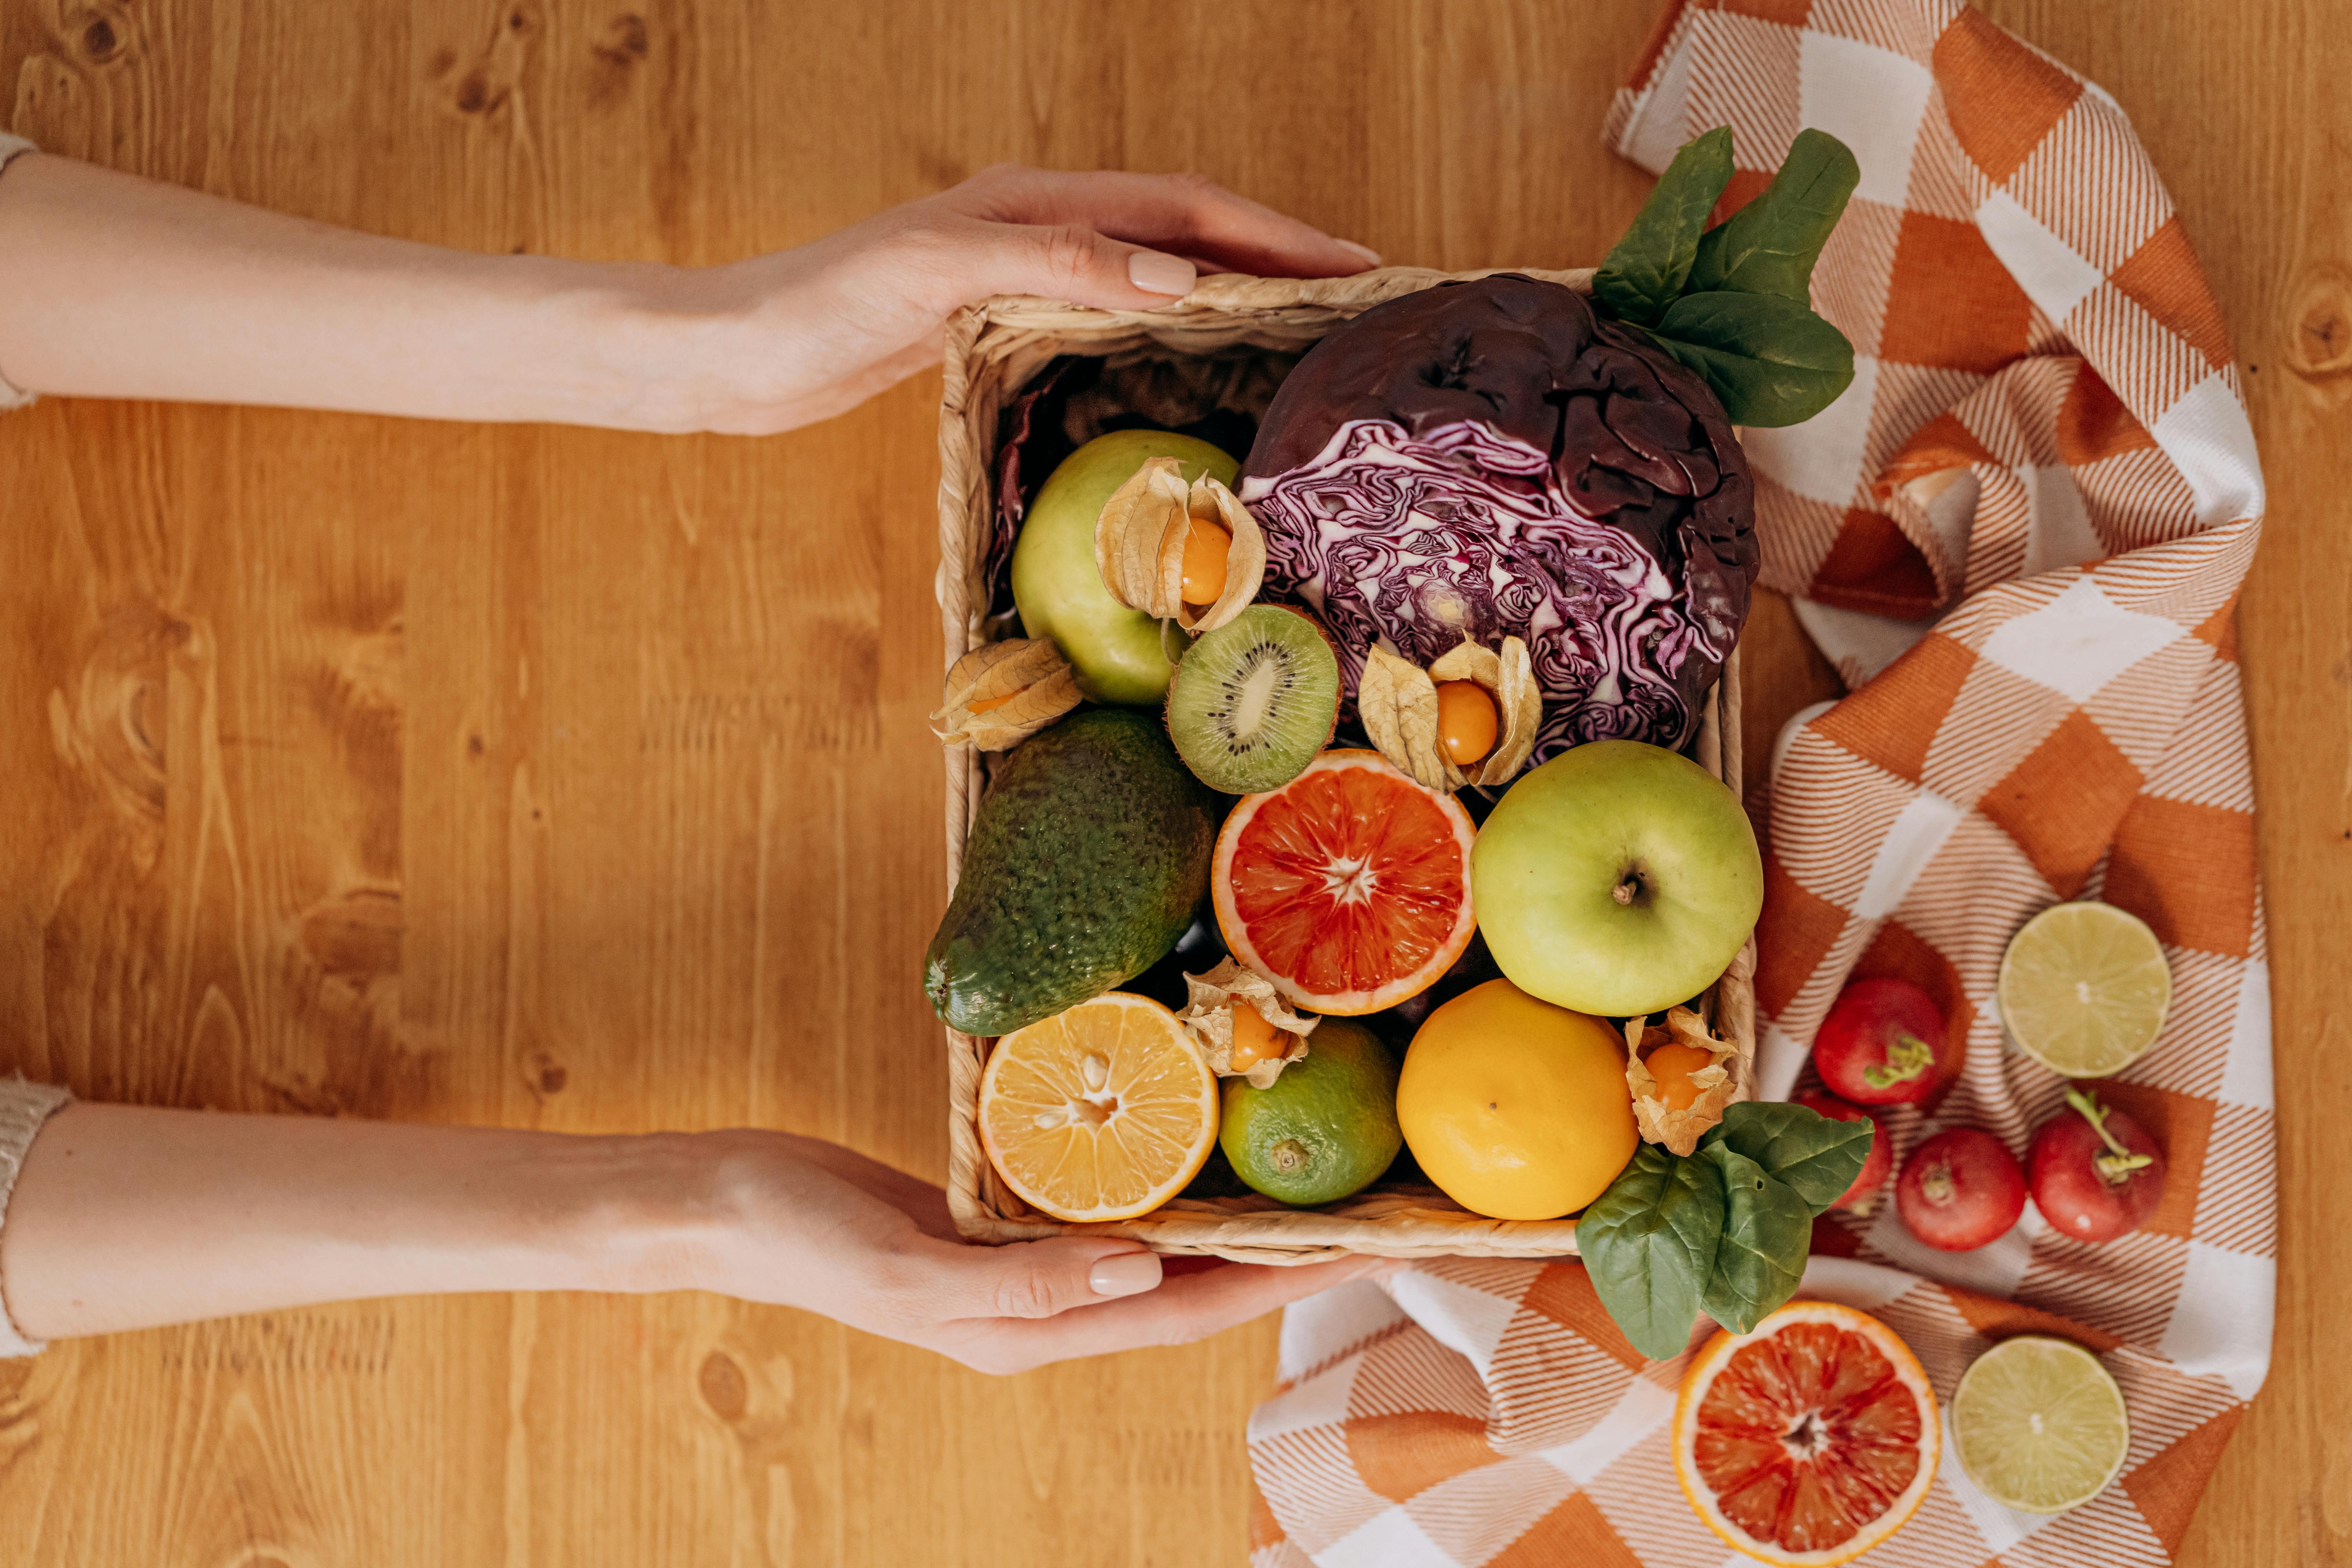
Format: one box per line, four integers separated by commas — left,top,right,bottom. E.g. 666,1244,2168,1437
976,993,1219,1222
1949,1335,2130,1514
1674,1301,1939,1566
1211,749,1476,1014
1996,902,2172,1077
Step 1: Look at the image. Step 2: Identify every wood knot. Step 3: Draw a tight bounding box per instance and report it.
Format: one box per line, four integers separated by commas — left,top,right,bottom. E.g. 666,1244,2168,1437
300,887,402,985
523,1049,568,1098
452,71,503,115
698,1350,748,1421
81,15,120,61
2284,264,2352,382
594,13,648,64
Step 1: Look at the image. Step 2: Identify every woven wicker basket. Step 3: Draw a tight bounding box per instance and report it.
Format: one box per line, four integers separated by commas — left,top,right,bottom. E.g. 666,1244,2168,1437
936,268,1756,1263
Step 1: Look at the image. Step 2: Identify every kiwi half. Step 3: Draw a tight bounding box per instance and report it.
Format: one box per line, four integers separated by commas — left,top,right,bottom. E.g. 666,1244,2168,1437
1165,604,1340,794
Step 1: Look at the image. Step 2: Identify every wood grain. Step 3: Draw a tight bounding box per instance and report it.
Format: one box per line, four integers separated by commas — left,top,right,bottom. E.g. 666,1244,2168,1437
0,2,2341,1564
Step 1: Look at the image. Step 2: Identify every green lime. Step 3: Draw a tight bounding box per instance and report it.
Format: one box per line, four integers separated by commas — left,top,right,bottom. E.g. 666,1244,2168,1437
1219,1018,1402,1207
1950,1335,2131,1514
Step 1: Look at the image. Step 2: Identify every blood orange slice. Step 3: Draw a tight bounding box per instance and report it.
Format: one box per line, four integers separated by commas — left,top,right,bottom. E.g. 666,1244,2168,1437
1673,1301,1939,1566
1211,750,1476,1015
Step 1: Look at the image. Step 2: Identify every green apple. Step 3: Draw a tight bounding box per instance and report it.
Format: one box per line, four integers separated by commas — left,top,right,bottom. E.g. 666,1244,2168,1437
1011,429,1237,706
1471,740,1762,1016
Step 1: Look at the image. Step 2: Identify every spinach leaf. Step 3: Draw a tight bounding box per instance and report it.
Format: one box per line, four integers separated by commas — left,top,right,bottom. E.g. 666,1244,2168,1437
1592,127,1735,329
1702,1100,1876,1218
1685,127,1861,303
1696,1143,1813,1335
1646,291,1855,428
1576,1144,1726,1361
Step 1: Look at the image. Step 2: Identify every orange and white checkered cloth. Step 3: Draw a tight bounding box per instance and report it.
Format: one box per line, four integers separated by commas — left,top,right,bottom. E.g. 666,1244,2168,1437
1247,4,2270,1564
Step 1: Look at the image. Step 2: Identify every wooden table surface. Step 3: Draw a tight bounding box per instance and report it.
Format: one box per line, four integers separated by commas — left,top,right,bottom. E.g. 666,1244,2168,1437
2,2,2343,1564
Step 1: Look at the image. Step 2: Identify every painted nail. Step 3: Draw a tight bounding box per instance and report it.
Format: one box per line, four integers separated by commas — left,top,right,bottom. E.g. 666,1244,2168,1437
1335,239,1383,269
1089,1251,1164,1297
1128,250,1198,298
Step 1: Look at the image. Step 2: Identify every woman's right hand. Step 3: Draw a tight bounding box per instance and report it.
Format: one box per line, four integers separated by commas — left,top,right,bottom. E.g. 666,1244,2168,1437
686,1129,1392,1375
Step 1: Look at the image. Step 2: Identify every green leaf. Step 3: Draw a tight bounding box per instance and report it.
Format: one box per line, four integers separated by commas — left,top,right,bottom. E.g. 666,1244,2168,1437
1646,292,1855,427
1592,127,1735,329
1701,1101,1877,1218
1576,1144,1726,1361
1686,127,1861,303
1696,1144,1813,1335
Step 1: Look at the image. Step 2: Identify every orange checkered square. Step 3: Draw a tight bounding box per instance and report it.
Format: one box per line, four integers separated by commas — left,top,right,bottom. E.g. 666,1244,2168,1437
1878,210,2038,373
1931,8,2082,182
2110,217,2236,371
2103,795,2258,957
1976,708,2146,897
1810,632,1980,783
1488,1493,1645,1568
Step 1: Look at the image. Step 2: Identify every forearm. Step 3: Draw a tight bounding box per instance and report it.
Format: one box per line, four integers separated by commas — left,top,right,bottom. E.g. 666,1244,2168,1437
0,1104,716,1340
0,153,718,429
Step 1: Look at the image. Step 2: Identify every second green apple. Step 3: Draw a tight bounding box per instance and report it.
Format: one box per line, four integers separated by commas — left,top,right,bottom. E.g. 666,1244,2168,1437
1471,740,1762,1017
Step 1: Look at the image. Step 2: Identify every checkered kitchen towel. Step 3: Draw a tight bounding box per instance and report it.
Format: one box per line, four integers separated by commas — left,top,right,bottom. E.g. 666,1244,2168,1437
1248,3,2270,1564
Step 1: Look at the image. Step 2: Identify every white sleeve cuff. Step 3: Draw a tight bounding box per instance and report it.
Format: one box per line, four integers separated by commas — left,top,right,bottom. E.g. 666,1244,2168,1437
0,1078,74,1356
0,132,42,411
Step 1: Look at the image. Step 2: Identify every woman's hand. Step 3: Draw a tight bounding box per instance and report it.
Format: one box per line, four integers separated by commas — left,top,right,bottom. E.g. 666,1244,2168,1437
686,1129,1391,1374
624,163,1380,435
0,1103,1384,1374
0,154,1376,434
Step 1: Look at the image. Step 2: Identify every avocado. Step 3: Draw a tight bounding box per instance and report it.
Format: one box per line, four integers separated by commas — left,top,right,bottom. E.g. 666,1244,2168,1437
1011,430,1238,706
926,708,1218,1036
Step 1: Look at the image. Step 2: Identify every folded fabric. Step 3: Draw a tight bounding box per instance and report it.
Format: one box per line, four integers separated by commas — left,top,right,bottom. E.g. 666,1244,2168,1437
1248,2,2271,1564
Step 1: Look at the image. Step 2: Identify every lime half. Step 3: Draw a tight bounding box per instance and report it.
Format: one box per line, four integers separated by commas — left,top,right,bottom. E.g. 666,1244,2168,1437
1951,1336,2131,1514
1997,903,2172,1076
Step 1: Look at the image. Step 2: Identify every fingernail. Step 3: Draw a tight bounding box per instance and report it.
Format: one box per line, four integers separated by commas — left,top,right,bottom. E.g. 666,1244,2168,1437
1089,1251,1164,1297
1128,250,1197,298
1335,239,1383,269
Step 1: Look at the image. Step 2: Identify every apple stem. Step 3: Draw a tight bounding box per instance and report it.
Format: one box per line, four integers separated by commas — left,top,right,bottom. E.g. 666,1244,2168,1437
1612,877,1638,906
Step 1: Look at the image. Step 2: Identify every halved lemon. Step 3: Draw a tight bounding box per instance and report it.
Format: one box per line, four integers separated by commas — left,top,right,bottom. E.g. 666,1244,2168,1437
1997,902,2172,1077
1950,1336,2130,1514
977,993,1219,1223
1674,1301,1939,1566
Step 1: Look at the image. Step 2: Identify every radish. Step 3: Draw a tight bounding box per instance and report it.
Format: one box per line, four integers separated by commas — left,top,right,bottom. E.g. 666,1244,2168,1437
1812,977,1951,1107
1896,1128,2026,1251
2027,1087,2167,1243
1793,1087,1891,1211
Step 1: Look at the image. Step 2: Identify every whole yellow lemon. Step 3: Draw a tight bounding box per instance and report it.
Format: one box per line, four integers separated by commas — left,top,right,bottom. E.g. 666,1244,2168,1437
1397,978,1638,1220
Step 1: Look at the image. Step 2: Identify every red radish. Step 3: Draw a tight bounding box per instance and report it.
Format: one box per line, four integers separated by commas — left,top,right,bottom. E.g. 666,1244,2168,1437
1812,978,1951,1107
1896,1128,2026,1251
2028,1087,2167,1243
1794,1087,1892,1211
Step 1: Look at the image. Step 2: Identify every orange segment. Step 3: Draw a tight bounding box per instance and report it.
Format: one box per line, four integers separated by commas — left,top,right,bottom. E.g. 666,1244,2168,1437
1212,750,1477,1015
977,994,1220,1223
1674,1301,1939,1567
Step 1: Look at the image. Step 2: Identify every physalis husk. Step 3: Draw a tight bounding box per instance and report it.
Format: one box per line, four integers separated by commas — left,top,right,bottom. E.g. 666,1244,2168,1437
1357,635,1541,791
1176,958,1316,1087
931,637,1080,751
1093,457,1265,634
1624,1005,1744,1156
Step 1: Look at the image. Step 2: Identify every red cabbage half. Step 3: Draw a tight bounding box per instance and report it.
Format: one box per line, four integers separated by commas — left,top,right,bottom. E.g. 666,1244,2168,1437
1238,275,1758,759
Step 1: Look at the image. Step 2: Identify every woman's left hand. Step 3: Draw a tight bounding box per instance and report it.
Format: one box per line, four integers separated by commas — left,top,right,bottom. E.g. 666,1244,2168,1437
621,163,1381,434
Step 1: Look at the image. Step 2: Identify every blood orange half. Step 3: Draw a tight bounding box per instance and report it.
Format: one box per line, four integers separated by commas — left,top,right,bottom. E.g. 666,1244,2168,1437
1673,1301,1939,1566
1211,750,1476,1015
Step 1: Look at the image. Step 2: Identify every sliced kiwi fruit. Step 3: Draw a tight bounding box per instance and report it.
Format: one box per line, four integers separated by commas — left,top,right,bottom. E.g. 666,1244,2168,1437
1165,604,1340,793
